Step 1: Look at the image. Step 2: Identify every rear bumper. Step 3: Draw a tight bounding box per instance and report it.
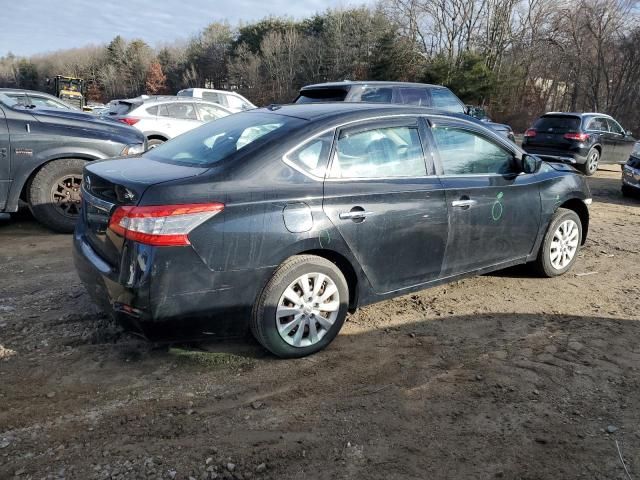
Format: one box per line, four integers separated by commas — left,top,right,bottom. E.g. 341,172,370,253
523,145,589,165
73,225,274,340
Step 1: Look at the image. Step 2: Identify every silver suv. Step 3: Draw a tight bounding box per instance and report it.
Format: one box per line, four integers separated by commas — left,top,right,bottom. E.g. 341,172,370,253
104,96,233,147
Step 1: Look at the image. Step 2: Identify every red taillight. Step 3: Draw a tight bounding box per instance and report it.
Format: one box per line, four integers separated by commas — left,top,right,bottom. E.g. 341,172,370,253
118,117,140,126
564,132,589,142
108,203,224,246
524,129,537,138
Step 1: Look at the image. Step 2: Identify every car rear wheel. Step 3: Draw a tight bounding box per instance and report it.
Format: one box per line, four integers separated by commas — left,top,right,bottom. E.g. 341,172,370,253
250,255,349,358
533,208,582,277
580,148,599,176
29,158,87,233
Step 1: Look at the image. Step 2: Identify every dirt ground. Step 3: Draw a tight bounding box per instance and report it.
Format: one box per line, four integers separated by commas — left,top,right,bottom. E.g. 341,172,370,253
1,168,639,480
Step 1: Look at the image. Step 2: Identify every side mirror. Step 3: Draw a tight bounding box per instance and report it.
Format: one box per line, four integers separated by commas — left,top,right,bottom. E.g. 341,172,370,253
522,154,542,174
626,130,633,137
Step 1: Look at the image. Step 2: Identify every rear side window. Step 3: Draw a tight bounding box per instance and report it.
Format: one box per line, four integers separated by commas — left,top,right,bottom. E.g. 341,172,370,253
586,117,609,131
285,131,334,178
429,88,465,113
533,116,581,132
432,126,514,175
145,112,302,166
146,105,159,115
296,88,349,103
397,88,429,106
352,87,393,103
159,103,198,120
328,125,426,178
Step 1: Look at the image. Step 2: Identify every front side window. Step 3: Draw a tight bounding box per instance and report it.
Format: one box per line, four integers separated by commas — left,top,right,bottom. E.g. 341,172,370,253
397,88,429,106
226,95,250,110
606,118,625,135
197,103,229,122
202,91,225,106
432,126,514,175
429,88,465,113
29,96,69,109
145,112,300,166
328,125,426,179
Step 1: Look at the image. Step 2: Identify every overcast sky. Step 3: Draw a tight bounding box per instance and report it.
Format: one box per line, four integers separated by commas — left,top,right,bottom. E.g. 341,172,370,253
1,0,364,57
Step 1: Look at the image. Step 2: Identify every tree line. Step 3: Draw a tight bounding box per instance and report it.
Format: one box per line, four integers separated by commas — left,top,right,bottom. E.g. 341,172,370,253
0,0,638,131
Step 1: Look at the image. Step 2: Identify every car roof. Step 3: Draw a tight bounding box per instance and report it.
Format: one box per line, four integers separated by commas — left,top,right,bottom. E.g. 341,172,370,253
543,112,613,119
0,88,60,98
300,81,449,91
247,102,469,123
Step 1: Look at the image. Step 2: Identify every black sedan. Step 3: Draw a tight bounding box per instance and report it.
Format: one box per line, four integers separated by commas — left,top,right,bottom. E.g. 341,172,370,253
74,103,592,358
522,112,636,176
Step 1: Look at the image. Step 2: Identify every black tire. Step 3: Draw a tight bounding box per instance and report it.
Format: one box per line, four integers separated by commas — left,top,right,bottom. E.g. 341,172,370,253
621,184,635,197
147,138,165,148
579,148,599,176
28,158,87,233
250,255,349,358
533,208,583,277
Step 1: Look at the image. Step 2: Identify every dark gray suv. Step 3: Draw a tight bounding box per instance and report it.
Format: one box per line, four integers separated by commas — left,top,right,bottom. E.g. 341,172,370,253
0,89,146,232
295,81,516,142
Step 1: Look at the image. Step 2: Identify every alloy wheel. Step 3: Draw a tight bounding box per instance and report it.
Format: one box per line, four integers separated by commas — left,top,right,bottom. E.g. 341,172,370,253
549,219,579,270
276,272,340,347
587,150,599,174
50,174,83,218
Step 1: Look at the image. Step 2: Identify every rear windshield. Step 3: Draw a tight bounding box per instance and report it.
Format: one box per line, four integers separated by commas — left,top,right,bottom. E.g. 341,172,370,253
534,116,581,132
296,88,349,103
105,101,138,116
144,111,304,166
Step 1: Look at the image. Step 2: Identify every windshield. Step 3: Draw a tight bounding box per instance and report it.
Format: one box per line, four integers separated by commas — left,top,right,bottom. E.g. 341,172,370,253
144,111,303,166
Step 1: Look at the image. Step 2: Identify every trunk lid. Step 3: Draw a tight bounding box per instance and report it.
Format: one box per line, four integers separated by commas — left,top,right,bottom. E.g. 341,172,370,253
525,115,582,151
81,157,208,266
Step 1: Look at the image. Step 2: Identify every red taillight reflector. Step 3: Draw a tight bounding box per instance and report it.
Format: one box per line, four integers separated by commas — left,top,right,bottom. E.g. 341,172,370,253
118,117,140,126
108,203,224,246
524,129,537,137
564,132,589,142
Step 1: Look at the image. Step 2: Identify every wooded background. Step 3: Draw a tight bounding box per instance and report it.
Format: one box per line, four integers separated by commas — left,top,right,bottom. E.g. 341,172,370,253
1,0,639,131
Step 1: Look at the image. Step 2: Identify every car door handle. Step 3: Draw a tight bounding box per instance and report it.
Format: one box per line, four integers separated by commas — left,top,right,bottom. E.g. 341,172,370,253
451,199,477,208
339,210,374,220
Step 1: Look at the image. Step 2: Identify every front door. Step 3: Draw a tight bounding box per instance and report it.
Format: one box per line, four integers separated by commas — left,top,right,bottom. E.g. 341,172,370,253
322,117,449,294
428,122,541,276
0,107,10,210
606,118,636,164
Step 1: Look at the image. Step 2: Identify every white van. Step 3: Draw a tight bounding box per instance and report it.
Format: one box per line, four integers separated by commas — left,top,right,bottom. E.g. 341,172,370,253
176,88,256,113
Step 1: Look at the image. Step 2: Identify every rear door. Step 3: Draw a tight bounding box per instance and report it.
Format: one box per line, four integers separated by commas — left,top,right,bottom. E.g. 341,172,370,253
322,117,449,294
0,107,10,209
158,102,201,138
428,121,541,275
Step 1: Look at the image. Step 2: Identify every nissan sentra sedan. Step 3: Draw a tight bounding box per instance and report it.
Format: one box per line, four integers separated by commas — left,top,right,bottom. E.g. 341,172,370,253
74,103,592,358
622,141,640,197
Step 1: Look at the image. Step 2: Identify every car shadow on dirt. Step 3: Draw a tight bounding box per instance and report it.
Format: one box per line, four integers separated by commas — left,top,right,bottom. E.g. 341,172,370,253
2,310,639,479
588,167,640,206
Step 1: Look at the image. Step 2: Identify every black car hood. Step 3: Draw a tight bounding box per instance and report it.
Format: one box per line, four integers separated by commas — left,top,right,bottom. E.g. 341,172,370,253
32,108,140,138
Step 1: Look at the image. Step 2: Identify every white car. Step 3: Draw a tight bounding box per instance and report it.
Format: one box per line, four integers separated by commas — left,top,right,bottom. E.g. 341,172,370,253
176,88,255,113
105,97,232,147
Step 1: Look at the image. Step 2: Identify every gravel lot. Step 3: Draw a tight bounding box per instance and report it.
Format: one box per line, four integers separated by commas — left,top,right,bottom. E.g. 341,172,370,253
1,168,639,480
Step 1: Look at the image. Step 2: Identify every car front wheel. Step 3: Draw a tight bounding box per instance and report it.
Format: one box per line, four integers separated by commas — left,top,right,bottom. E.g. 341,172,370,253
251,255,349,358
533,208,583,277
